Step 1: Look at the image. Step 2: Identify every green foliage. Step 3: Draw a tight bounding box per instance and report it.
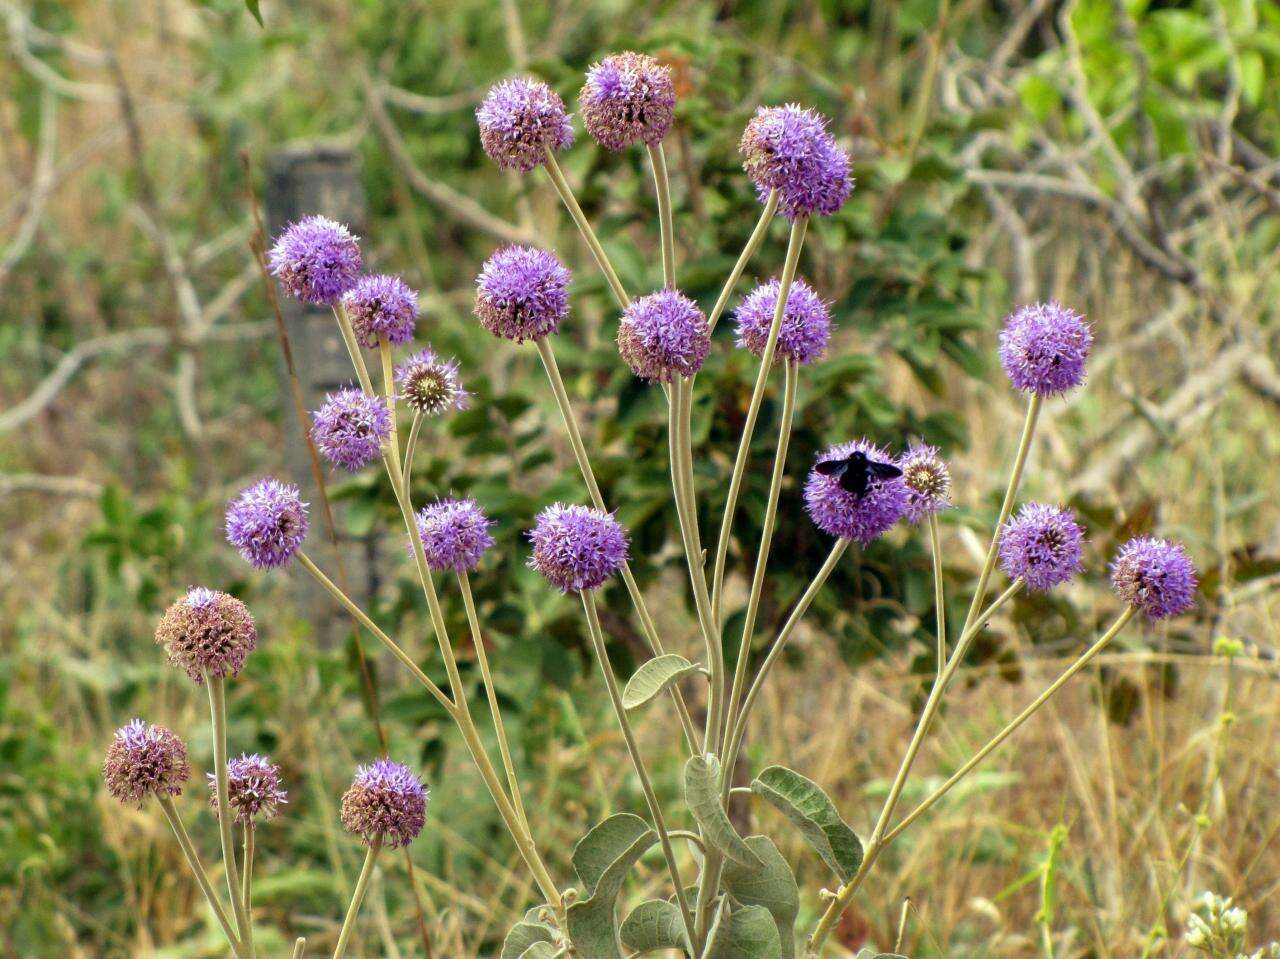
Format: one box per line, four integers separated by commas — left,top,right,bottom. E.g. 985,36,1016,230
566,813,660,959
622,654,702,710
621,898,692,954
750,766,864,882
685,755,760,868
721,837,800,959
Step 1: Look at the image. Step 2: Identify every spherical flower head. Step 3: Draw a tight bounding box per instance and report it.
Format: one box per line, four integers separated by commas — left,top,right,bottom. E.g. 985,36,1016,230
226,478,309,569
1110,536,1197,620
268,215,361,305
477,77,574,173
208,754,287,828
732,277,832,366
474,245,571,342
155,587,258,683
579,52,676,151
412,498,495,573
998,301,1093,397
618,290,710,383
395,348,469,417
341,274,419,349
899,444,953,524
997,502,1085,592
804,440,909,543
340,759,429,849
103,720,189,806
527,503,629,592
312,388,393,472
740,105,853,220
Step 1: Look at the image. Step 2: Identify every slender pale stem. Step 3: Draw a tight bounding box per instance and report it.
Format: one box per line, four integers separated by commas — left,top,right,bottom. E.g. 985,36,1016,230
292,939,306,959
379,338,402,478
647,143,676,288
710,217,808,627
331,838,381,959
541,148,630,309
705,192,778,334
928,513,947,677
242,826,254,956
332,304,375,395
402,410,423,498
581,592,699,950
156,796,245,958
207,676,251,948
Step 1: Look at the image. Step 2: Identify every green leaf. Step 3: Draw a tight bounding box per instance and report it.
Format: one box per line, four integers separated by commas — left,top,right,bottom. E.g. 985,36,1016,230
566,814,658,959
685,755,761,868
751,766,863,881
501,920,556,959
244,0,263,26
704,900,782,959
622,654,700,710
520,945,560,959
721,837,799,959
619,899,690,954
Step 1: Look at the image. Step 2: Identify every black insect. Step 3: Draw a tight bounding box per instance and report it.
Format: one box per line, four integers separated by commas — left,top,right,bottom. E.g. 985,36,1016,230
814,449,903,498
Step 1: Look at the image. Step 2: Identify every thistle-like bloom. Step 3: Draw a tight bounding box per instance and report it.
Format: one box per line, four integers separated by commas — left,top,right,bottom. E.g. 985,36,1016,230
579,52,676,151
804,440,909,543
268,215,362,305
997,503,1085,592
617,290,710,383
998,301,1093,397
1110,536,1197,620
527,503,629,592
226,478,309,569
340,759,429,849
412,498,495,573
477,77,575,173
732,277,833,366
474,246,571,342
155,587,258,683
312,388,393,472
208,754,287,828
341,274,419,349
740,105,852,220
899,444,953,524
395,348,469,416
103,719,189,806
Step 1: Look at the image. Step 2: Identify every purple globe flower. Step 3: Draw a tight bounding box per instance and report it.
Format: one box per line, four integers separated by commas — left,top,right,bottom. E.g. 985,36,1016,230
226,478,309,569
342,274,419,349
528,504,629,593
740,105,853,220
395,348,469,417
412,499,496,573
997,503,1085,592
340,759,429,849
103,720,190,806
208,754,287,828
617,290,711,383
804,440,909,543
477,77,575,173
732,277,833,366
155,587,258,683
1110,536,1197,620
474,246,571,342
268,215,362,305
312,388,393,472
998,301,1093,397
579,51,676,151
899,444,953,524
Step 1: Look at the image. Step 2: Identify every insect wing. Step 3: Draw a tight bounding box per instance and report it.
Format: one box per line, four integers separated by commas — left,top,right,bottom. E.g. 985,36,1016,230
866,459,903,480
814,458,849,478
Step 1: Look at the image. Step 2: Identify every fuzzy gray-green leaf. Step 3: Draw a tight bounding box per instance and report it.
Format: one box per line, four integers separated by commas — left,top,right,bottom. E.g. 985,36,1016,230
520,945,560,959
622,654,700,710
704,901,782,959
685,755,761,867
501,921,555,959
620,899,690,954
566,814,658,959
721,836,799,959
751,765,863,881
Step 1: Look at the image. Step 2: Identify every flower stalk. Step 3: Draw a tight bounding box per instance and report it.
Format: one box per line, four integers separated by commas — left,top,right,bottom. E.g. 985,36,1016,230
156,796,245,958
331,837,381,959
206,675,253,952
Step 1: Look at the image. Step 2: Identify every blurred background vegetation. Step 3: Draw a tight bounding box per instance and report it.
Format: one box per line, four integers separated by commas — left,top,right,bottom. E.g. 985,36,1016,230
2,0,1279,956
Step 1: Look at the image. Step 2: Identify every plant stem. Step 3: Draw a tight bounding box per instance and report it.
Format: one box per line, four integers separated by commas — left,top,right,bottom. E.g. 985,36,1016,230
292,939,306,959
331,304,375,395
541,148,630,309
705,192,778,334
928,512,947,677
206,676,252,951
379,338,403,479
710,217,808,627
581,591,699,952
647,142,677,288
331,838,381,959
403,410,423,499
156,796,245,958
241,827,253,934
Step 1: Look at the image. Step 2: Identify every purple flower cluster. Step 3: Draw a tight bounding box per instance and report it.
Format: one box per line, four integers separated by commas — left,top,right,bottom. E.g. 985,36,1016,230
475,246,572,342
208,754,287,828
396,348,469,417
899,444,952,524
740,105,852,220
999,301,1093,397
998,503,1085,592
1110,536,1197,620
312,388,393,472
154,587,258,683
732,277,833,366
340,759,429,849
617,290,710,383
412,498,495,573
226,479,309,569
528,504,629,592
477,78,575,173
342,274,419,349
804,441,909,543
579,52,676,151
103,720,189,805
269,215,362,305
